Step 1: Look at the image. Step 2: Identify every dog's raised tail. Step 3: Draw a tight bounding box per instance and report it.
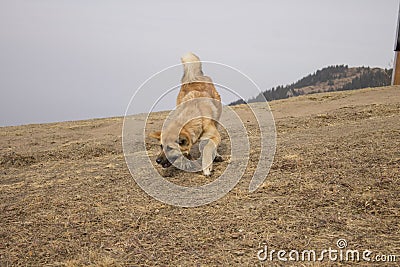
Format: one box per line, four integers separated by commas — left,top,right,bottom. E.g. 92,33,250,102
181,52,207,84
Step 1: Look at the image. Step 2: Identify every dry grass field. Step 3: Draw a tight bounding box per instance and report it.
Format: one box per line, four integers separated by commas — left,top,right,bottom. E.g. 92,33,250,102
1,86,399,266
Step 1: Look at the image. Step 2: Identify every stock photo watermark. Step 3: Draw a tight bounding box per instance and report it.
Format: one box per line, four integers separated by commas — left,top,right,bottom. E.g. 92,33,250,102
257,239,397,263
122,59,276,207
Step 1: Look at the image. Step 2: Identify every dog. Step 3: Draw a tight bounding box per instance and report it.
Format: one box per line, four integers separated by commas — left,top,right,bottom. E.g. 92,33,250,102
149,52,222,176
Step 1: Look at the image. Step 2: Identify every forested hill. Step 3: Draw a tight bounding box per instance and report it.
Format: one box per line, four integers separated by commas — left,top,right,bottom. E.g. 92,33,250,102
229,65,392,105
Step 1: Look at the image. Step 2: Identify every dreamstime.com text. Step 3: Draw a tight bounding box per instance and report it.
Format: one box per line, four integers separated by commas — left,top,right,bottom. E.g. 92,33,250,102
257,239,397,263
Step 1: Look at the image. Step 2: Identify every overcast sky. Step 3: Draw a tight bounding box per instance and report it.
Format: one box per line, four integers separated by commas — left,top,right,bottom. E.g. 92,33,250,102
0,0,398,126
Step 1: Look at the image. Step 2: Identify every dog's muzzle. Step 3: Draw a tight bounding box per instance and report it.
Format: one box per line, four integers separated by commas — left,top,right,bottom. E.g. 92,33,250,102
156,155,178,168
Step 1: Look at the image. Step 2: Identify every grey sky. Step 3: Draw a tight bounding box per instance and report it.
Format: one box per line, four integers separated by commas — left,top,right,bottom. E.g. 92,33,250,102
0,0,398,126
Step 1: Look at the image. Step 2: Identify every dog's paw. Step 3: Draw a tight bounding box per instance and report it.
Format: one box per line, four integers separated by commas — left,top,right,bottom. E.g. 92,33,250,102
203,165,213,176
203,168,212,176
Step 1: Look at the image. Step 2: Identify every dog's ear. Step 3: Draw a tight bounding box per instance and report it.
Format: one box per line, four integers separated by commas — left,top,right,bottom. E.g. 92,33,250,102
149,131,161,140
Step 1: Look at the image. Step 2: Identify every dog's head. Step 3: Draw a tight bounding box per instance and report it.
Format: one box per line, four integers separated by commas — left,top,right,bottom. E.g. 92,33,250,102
149,129,192,168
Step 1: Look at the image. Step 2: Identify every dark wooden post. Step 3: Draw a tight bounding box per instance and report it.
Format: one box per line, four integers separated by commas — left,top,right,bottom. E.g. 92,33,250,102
393,3,400,85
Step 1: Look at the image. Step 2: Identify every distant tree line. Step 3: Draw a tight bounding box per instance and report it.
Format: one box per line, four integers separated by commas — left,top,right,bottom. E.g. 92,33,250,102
229,65,392,106
336,67,392,91
293,65,349,88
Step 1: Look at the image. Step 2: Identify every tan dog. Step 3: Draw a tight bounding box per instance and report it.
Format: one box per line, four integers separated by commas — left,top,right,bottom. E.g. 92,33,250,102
150,52,222,176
